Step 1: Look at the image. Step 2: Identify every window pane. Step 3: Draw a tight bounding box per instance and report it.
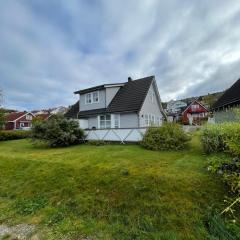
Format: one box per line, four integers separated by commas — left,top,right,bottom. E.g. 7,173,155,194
86,93,91,103
114,114,120,128
106,115,111,120
100,115,105,120
100,121,105,129
93,91,99,102
106,121,111,128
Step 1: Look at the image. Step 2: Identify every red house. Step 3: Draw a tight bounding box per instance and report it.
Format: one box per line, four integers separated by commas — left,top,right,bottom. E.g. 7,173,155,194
4,112,35,130
182,100,208,125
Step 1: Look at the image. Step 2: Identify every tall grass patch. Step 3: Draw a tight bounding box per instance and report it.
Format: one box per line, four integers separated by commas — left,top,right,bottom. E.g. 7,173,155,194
201,123,240,154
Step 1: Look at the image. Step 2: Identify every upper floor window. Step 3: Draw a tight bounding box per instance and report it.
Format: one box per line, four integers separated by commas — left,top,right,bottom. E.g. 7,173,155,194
191,104,199,111
26,114,32,120
85,91,99,104
86,93,92,104
92,91,99,103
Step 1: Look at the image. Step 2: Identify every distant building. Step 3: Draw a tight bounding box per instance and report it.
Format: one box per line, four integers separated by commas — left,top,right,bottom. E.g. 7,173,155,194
4,112,35,130
212,79,240,123
182,100,209,125
166,100,187,113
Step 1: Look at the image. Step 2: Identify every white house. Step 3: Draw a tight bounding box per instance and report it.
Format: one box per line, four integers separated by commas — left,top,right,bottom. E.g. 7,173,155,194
65,76,166,142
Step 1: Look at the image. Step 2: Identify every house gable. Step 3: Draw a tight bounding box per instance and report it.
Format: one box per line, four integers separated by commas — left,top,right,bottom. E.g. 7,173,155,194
139,80,164,127
182,100,208,114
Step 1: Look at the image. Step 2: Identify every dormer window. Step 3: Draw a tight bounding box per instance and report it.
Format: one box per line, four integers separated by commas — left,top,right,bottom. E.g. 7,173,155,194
85,91,99,104
86,93,92,104
92,91,99,103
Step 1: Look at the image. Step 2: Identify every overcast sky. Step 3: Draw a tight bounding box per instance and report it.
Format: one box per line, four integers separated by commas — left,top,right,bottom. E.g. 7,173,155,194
1,0,240,110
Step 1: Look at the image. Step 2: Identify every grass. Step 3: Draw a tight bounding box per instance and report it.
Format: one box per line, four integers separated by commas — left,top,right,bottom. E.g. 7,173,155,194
0,134,238,239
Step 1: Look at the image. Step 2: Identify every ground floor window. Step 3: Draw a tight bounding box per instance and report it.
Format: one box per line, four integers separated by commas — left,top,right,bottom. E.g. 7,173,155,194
144,114,159,126
113,114,120,128
98,114,120,129
99,115,111,129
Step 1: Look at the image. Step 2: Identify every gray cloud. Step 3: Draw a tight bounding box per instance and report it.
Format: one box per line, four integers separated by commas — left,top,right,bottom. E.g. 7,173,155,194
0,0,240,110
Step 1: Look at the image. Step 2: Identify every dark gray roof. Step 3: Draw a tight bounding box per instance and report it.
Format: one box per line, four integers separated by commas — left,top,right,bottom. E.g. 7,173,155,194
212,79,240,110
78,108,107,117
107,76,154,113
74,85,105,94
74,76,155,118
64,101,79,119
74,83,124,94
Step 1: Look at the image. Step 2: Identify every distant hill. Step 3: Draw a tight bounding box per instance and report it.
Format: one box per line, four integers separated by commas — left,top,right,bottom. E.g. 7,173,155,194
163,91,224,109
180,91,224,108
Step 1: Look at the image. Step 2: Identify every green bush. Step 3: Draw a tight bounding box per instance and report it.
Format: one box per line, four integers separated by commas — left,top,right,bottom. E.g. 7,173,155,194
31,115,84,147
0,130,31,141
141,122,190,151
201,123,240,155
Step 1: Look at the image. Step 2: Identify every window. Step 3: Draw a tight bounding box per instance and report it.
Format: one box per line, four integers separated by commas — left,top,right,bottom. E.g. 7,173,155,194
156,116,161,126
86,93,92,104
92,91,99,103
20,123,25,128
191,104,199,111
144,114,149,126
113,114,120,128
144,114,155,126
150,115,155,124
99,115,111,129
85,91,99,104
26,114,32,120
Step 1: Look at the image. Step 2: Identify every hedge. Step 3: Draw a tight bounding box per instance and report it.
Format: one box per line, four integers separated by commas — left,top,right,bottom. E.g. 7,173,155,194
0,130,31,141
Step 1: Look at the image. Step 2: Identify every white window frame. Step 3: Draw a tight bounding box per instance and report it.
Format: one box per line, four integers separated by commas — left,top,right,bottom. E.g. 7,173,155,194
156,116,161,126
112,114,120,128
85,93,92,104
98,114,111,129
191,104,199,111
85,91,99,104
92,91,99,103
26,114,32,120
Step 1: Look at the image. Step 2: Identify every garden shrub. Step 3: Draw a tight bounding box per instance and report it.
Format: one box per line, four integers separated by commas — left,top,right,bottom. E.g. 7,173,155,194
141,122,190,150
0,130,31,141
203,123,240,221
31,115,84,147
201,123,240,154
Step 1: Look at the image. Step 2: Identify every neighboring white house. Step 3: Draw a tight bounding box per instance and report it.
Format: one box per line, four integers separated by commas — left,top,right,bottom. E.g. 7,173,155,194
65,76,166,142
166,100,187,113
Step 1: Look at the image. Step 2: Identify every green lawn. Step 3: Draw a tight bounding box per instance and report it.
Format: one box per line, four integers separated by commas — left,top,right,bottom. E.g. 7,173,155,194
0,135,232,239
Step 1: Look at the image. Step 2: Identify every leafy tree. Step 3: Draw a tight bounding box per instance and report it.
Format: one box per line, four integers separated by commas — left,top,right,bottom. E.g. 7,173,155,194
31,115,84,147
